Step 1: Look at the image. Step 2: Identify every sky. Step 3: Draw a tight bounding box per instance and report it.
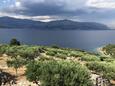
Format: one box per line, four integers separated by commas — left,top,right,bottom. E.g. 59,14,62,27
0,0,115,27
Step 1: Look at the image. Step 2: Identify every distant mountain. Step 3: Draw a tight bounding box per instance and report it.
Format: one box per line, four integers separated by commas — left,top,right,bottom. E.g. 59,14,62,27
0,16,110,30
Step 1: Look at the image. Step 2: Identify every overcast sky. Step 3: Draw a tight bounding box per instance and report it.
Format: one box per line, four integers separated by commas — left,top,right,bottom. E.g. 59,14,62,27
0,0,115,27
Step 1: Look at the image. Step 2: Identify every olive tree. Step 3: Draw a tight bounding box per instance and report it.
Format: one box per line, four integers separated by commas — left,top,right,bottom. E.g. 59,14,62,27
26,61,93,86
10,38,20,46
7,55,26,76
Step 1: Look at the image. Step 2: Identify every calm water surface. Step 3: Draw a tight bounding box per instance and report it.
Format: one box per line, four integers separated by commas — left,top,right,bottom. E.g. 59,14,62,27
0,28,115,51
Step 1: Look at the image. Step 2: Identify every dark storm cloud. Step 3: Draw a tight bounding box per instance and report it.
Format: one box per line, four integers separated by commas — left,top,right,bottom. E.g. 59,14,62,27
1,0,115,27
6,0,87,16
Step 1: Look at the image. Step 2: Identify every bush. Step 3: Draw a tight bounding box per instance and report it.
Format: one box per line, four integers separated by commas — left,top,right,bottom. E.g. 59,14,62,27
7,56,27,75
10,38,20,46
18,47,40,60
80,54,100,61
103,44,115,58
86,62,115,80
0,45,40,60
69,51,83,57
26,61,93,86
55,54,67,59
51,45,60,49
46,51,57,56
39,55,54,61
0,45,8,55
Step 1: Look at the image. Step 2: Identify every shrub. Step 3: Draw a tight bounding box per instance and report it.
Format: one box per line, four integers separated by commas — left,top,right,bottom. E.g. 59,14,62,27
0,45,40,60
39,56,54,61
7,55,27,76
10,38,20,46
80,55,100,61
86,62,115,80
0,45,10,55
46,51,57,56
105,58,115,62
51,45,60,49
55,54,67,59
26,61,93,86
103,44,115,58
18,47,40,60
69,52,83,57
38,47,46,53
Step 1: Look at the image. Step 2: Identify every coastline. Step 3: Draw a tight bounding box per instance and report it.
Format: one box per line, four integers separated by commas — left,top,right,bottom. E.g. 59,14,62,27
96,45,105,55
96,47,105,55
96,46,110,57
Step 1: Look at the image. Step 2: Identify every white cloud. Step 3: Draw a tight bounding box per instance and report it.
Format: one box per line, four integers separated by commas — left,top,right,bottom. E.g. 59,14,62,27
13,0,87,11
0,11,54,22
63,0,86,11
15,1,21,7
1,0,115,25
87,0,115,8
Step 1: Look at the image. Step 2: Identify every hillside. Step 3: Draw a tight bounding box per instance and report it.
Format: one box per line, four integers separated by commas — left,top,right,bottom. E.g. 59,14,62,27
0,16,110,30
0,44,115,86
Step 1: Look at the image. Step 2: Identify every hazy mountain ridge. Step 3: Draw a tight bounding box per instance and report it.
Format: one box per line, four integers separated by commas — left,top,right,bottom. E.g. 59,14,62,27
0,16,110,30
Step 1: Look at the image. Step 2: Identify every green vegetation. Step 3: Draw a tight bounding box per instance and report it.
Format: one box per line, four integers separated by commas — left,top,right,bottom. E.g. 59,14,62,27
80,54,100,61
0,41,115,85
51,45,60,49
45,47,85,59
0,45,40,60
103,44,115,58
10,38,21,46
7,55,26,76
86,61,115,80
26,61,93,86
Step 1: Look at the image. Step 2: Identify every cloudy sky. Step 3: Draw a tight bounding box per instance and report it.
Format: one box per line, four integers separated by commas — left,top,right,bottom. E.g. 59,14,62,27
0,0,115,27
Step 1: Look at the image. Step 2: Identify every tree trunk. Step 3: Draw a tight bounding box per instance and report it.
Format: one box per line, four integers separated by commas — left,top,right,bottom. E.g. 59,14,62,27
15,68,18,76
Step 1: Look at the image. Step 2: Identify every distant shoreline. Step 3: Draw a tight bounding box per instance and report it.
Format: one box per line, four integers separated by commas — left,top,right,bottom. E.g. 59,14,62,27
96,47,104,55
96,46,110,57
0,28,114,30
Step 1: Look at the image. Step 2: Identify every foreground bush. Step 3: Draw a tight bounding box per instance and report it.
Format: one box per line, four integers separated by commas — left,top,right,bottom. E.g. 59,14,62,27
80,54,100,61
103,44,115,58
26,61,93,86
86,62,115,80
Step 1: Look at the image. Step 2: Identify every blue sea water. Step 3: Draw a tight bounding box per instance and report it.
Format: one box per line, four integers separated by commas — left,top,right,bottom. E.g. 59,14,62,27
0,28,115,51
